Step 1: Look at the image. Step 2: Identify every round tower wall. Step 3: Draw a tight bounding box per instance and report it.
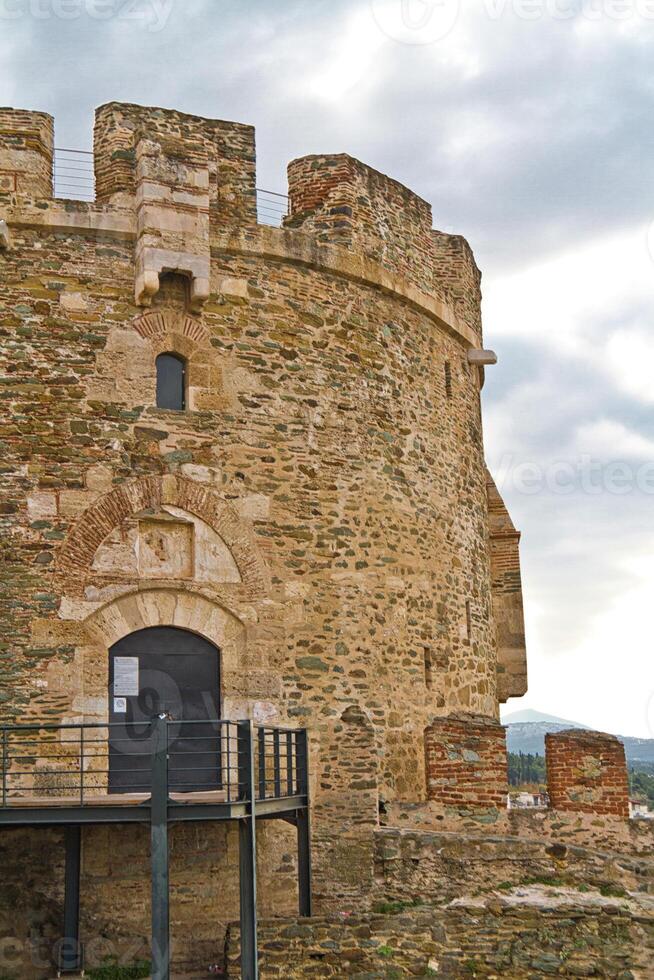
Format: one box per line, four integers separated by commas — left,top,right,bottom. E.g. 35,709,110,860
0,101,504,967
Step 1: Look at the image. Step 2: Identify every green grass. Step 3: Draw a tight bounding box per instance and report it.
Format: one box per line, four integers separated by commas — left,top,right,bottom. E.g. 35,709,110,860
496,876,571,891
599,883,628,898
372,898,425,914
378,945,395,959
495,877,628,898
87,958,151,980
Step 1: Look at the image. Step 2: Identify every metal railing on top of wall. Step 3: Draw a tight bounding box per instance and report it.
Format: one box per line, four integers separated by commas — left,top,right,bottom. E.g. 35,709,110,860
51,148,289,226
53,147,95,202
0,718,308,808
255,187,289,226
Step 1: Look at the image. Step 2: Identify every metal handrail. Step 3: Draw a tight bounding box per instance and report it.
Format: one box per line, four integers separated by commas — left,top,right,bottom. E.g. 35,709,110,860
51,147,290,226
53,147,95,201
0,718,308,809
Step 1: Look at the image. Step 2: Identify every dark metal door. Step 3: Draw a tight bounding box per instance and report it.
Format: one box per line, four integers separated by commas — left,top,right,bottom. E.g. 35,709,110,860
108,626,221,794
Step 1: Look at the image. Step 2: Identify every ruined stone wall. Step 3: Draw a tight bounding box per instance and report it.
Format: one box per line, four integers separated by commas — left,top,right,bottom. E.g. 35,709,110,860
385,721,648,869
386,796,654,856
424,713,508,810
0,101,504,974
231,819,654,978
546,729,630,820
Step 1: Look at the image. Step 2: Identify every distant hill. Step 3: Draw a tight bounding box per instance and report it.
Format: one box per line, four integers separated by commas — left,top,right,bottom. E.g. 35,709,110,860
503,710,654,764
502,709,587,727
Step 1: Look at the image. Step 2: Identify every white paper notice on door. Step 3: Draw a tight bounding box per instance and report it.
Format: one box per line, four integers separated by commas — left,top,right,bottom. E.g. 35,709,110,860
114,656,139,696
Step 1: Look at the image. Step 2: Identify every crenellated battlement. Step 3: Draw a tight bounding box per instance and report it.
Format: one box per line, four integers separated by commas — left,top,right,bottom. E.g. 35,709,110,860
0,102,483,342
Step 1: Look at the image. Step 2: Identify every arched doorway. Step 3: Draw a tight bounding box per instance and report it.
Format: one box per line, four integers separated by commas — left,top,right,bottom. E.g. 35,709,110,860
108,626,221,794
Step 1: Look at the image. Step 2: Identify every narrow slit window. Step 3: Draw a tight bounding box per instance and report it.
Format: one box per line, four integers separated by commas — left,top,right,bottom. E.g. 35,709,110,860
424,647,433,690
156,353,186,411
444,361,453,399
465,600,472,641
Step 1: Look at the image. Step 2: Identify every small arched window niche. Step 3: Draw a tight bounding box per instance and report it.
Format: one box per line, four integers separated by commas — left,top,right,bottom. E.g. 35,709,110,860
156,352,186,411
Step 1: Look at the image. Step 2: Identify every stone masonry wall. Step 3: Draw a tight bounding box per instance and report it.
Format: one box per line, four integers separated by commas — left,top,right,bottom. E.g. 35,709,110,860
312,705,379,910
431,230,483,339
226,894,654,979
0,821,298,977
424,714,508,811
385,796,654,856
546,729,630,820
286,154,434,295
374,827,654,905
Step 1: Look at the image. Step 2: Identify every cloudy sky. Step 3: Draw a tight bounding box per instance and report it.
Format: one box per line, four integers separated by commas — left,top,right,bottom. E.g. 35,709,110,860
2,0,653,736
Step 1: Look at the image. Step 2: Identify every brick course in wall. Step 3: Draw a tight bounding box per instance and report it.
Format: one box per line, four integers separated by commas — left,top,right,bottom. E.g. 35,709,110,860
424,713,508,810
546,729,630,820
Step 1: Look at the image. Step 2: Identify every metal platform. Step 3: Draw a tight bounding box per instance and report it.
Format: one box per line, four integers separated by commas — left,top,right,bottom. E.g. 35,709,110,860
0,716,312,980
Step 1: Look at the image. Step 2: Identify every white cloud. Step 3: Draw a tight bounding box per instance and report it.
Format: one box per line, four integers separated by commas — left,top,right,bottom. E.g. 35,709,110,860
307,8,386,102
574,419,654,460
604,328,654,405
483,223,653,350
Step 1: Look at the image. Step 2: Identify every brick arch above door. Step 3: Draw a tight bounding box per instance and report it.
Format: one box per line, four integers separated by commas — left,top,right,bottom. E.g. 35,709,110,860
56,474,271,599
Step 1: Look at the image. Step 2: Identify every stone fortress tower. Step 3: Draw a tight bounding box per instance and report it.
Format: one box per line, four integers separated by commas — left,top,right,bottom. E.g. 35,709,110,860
2,104,648,980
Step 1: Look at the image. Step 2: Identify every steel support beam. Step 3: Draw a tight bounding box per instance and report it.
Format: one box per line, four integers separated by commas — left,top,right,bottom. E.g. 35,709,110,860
60,825,82,974
295,731,312,917
238,720,258,980
297,808,312,918
150,715,170,980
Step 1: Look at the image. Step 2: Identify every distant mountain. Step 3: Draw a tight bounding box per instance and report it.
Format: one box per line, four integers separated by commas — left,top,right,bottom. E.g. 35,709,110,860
503,710,654,765
502,709,587,728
